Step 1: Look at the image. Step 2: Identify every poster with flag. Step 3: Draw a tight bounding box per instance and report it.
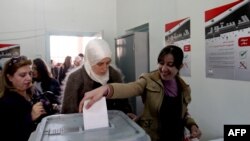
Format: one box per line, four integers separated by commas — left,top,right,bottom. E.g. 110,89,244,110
205,0,250,81
165,17,191,76
0,44,20,67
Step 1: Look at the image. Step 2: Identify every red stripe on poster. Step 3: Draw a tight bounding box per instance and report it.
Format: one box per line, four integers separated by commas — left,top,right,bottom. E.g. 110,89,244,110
165,18,187,32
0,44,17,48
205,0,243,22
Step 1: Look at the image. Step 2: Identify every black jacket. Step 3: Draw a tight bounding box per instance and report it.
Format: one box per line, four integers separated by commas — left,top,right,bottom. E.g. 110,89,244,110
0,91,36,141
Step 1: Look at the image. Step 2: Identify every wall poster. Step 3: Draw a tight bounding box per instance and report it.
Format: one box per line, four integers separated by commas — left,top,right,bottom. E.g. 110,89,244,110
0,44,20,67
165,17,191,77
205,0,250,81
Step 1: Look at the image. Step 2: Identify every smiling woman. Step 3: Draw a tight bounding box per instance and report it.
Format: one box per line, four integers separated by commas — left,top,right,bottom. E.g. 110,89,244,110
78,45,202,141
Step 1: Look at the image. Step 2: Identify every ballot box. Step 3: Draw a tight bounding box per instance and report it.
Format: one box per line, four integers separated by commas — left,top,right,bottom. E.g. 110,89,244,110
29,110,150,141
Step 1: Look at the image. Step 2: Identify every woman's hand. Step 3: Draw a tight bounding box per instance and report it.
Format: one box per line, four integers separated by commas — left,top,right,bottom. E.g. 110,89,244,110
190,125,202,139
78,85,109,113
52,103,60,112
31,102,46,121
127,113,138,121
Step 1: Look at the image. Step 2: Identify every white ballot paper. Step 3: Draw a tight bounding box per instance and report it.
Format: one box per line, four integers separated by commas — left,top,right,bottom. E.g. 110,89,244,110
83,97,109,130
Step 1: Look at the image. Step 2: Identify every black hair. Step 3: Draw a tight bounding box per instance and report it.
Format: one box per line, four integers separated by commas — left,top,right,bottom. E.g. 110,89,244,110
157,45,184,70
78,53,84,58
33,58,51,81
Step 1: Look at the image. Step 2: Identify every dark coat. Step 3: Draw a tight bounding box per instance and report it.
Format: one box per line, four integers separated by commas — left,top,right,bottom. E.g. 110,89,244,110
31,77,61,124
0,90,36,141
39,77,61,104
61,65,132,114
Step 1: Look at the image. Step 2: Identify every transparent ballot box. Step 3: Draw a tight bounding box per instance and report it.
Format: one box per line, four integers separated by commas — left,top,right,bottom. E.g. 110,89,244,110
29,110,150,141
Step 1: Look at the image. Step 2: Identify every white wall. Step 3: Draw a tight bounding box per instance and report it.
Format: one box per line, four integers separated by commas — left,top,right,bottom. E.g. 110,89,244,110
0,0,116,61
116,0,250,140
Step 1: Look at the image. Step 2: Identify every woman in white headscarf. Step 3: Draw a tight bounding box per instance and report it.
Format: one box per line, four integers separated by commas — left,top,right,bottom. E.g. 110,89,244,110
61,39,133,114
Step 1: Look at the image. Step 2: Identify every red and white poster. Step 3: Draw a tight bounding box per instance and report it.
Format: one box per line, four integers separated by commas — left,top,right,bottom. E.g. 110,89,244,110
165,17,191,76
0,44,20,67
205,0,250,81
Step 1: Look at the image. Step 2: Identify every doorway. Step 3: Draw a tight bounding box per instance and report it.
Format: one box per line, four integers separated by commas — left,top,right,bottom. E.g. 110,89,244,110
47,32,102,65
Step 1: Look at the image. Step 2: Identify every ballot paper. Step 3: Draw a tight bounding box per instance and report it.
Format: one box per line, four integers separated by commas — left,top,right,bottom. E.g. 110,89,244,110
83,97,109,130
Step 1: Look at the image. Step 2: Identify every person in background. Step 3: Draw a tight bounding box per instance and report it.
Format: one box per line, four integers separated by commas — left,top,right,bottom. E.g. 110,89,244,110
61,39,133,116
32,58,61,116
50,59,59,80
58,56,73,85
79,45,202,141
73,56,82,68
0,56,46,141
78,53,84,64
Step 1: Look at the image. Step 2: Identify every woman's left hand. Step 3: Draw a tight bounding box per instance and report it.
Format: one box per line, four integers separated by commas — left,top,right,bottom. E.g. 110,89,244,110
190,125,202,139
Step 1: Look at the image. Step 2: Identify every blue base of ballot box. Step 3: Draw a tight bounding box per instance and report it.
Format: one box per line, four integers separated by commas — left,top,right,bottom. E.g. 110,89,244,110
29,110,150,141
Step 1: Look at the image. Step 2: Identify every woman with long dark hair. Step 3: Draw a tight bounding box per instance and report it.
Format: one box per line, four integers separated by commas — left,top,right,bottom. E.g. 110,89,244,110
32,58,61,115
58,56,73,85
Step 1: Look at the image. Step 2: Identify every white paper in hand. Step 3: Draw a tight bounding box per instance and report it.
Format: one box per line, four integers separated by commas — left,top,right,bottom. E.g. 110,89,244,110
83,97,109,130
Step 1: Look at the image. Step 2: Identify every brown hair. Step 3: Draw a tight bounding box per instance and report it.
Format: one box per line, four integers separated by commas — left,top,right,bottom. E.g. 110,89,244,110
0,56,32,97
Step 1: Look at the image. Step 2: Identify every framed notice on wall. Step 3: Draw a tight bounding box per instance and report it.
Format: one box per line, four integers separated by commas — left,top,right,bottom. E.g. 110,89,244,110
165,17,191,77
0,44,20,67
205,0,250,81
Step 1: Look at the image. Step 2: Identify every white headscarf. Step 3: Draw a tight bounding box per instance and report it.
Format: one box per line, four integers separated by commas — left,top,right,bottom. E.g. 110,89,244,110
84,39,112,85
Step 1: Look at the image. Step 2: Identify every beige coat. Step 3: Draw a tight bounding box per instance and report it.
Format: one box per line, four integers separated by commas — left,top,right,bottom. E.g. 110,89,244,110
110,70,197,141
